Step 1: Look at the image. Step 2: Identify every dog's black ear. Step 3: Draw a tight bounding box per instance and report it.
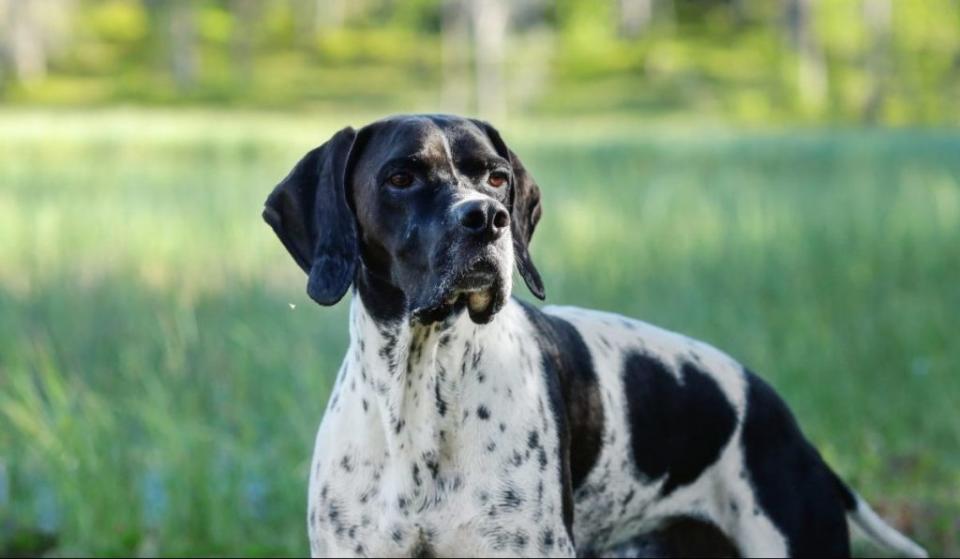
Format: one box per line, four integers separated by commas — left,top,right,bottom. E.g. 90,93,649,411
263,127,359,306
473,120,545,300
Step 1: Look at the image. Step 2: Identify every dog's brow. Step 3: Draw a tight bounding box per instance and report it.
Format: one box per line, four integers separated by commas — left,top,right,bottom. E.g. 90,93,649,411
457,156,510,175
382,155,429,172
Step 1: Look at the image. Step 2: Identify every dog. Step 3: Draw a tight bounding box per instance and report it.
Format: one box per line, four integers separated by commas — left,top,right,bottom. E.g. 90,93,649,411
263,114,928,558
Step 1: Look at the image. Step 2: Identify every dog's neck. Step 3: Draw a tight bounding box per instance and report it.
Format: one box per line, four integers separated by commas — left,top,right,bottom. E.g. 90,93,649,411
345,288,513,462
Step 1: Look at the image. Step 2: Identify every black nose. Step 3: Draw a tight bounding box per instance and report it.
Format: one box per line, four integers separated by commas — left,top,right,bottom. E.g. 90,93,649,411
456,199,510,240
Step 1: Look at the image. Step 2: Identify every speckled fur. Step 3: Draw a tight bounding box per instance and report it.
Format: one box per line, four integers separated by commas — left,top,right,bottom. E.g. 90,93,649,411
307,296,929,558
307,298,575,558
545,305,787,557
308,293,783,557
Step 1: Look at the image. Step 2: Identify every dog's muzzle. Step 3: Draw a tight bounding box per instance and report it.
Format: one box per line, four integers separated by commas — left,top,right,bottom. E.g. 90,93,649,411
410,198,512,325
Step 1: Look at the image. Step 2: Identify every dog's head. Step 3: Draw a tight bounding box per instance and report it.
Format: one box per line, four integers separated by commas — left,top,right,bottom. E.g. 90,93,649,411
263,114,544,325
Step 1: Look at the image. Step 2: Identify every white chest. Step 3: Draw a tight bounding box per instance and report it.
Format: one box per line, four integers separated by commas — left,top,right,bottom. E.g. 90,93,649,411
306,300,575,558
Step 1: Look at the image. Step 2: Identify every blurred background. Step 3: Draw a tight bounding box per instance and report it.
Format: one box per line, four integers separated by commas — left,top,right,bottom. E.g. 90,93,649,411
0,0,957,556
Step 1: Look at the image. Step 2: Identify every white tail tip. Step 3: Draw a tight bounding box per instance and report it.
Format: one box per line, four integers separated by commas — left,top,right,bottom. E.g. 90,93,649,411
849,496,929,558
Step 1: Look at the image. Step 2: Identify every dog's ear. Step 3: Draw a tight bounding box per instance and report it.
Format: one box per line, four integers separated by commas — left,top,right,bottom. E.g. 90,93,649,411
473,120,545,300
263,126,359,306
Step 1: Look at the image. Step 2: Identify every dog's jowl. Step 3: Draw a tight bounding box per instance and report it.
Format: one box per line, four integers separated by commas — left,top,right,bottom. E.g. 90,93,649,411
263,114,927,558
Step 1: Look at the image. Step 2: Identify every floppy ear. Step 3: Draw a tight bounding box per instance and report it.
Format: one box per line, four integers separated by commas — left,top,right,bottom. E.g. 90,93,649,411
473,120,545,300
262,127,359,306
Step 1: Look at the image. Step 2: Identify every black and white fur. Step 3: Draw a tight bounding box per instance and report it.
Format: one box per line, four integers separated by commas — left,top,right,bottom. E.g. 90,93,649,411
263,114,927,558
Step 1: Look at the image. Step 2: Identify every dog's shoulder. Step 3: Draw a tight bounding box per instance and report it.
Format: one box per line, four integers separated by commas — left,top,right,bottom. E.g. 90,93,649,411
539,304,747,405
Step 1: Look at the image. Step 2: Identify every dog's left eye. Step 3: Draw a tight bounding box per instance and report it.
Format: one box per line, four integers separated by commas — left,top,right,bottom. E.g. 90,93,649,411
388,172,414,188
487,172,508,188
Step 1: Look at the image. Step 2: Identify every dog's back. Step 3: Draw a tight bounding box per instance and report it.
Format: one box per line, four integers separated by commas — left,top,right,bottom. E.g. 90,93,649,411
540,303,925,558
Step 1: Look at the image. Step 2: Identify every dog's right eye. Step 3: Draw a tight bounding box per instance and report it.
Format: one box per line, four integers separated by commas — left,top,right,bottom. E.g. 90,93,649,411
388,172,414,188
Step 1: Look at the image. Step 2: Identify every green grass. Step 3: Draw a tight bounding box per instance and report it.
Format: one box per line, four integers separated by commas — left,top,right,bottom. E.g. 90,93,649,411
0,110,957,557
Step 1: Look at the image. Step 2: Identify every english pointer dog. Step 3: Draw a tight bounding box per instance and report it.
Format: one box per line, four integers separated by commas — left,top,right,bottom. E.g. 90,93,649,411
263,114,927,558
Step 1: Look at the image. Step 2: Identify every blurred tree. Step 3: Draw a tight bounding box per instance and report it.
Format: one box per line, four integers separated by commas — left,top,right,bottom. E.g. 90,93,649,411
618,0,653,38
469,0,509,120
143,0,199,91
230,0,259,84
862,0,891,123
0,0,957,124
442,0,471,113
2,0,48,83
783,0,827,113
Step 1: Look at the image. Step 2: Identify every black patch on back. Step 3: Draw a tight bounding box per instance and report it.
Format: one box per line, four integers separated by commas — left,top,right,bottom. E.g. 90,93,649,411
741,369,851,557
830,469,858,511
622,353,736,497
519,299,606,544
646,516,742,558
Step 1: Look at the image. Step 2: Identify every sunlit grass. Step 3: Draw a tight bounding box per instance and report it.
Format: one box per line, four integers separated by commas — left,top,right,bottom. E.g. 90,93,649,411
0,110,957,556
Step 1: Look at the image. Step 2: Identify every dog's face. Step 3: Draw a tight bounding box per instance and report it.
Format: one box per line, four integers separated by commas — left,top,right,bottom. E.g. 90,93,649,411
263,114,544,324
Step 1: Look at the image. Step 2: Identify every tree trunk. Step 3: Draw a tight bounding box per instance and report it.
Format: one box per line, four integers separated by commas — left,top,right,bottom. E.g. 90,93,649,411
314,0,347,33
618,0,653,39
470,0,509,120
441,0,470,113
862,0,892,123
5,0,48,82
230,0,258,84
784,0,827,112
169,0,198,91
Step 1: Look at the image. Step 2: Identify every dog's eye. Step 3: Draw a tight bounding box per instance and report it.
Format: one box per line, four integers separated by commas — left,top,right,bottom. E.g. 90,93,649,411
487,172,508,188
388,172,414,188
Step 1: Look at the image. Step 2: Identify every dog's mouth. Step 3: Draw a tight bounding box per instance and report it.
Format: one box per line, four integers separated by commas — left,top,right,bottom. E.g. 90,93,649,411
411,259,505,325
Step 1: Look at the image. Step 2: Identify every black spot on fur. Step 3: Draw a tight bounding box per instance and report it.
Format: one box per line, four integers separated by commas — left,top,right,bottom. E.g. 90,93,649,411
527,431,540,449
624,516,741,558
501,487,524,509
412,538,435,558
426,458,440,479
477,405,490,420
831,469,858,511
434,381,447,416
520,300,606,545
540,529,555,553
622,354,736,497
513,530,529,552
741,369,851,557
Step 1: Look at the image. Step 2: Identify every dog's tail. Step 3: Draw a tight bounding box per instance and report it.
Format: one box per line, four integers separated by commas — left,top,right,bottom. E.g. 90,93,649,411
832,472,929,558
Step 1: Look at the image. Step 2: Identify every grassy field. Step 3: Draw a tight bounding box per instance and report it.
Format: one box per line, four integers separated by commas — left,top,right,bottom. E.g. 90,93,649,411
0,110,957,557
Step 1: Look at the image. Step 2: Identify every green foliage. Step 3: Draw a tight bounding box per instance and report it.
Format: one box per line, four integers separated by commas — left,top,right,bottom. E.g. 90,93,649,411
0,110,957,556
1,0,959,123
